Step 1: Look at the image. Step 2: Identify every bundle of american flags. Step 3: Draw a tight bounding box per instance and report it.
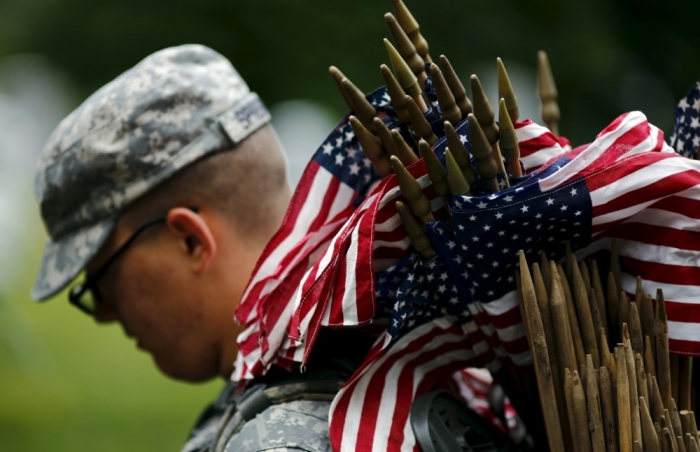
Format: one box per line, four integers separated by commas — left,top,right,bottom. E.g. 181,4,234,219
231,5,700,448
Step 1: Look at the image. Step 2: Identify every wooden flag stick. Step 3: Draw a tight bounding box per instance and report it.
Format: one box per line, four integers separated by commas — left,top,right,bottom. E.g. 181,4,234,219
551,263,578,378
572,256,600,367
625,324,643,447
680,357,694,412
608,271,621,342
637,353,650,406
657,288,673,410
518,251,566,450
617,345,633,452
671,399,685,446
573,370,594,452
600,366,619,452
646,335,657,378
565,368,582,452
661,411,679,451
590,259,608,337
642,396,662,452
587,357,606,451
559,263,586,369
629,302,645,356
651,375,666,424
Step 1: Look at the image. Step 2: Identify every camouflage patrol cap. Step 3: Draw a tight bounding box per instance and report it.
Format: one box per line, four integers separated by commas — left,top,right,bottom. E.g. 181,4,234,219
32,44,271,301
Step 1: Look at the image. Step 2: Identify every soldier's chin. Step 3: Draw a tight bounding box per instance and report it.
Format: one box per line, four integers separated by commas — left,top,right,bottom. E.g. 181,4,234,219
152,354,216,382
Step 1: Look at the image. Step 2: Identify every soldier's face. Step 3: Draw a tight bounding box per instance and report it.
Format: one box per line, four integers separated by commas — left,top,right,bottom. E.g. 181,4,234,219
86,208,238,382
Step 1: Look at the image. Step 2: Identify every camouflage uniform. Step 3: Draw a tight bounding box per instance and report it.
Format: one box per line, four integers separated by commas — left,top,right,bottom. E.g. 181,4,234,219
31,44,340,452
182,382,334,452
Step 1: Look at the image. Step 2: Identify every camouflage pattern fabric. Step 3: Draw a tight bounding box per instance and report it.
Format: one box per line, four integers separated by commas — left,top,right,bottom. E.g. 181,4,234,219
32,44,270,300
182,382,332,452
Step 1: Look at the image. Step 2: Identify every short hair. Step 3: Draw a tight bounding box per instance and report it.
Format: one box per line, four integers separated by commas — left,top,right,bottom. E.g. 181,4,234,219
123,124,290,241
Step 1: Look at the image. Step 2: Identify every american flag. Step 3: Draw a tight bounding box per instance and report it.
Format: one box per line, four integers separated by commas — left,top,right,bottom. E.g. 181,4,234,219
232,86,398,380
328,111,700,451
669,78,700,159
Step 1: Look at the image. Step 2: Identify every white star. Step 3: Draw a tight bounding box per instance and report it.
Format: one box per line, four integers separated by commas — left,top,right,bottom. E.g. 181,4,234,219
492,261,499,268
472,236,480,242
483,225,491,231
349,163,360,175
507,276,514,283
535,213,542,219
495,212,503,219
545,198,554,205
482,273,489,279
477,253,484,259
457,224,465,231
535,224,542,230
498,230,505,236
335,154,345,165
486,242,494,248
477,201,488,209
323,143,334,155
488,194,498,200
561,205,568,211
694,97,700,110
575,211,582,216
346,147,358,158
521,205,529,213
512,234,519,240
469,215,477,221
692,118,700,129
335,137,343,147
447,240,456,249
454,255,463,264
459,134,468,143
502,248,510,254
570,188,578,196
504,195,513,202
679,98,690,111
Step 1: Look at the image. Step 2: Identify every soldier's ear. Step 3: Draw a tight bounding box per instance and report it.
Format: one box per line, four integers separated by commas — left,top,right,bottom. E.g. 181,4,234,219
165,207,217,274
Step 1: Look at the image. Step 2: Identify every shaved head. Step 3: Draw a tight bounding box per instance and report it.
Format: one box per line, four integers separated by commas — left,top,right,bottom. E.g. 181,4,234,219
123,124,291,243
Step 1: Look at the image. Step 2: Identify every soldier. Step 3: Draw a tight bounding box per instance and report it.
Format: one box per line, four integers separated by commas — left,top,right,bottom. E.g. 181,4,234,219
31,44,368,452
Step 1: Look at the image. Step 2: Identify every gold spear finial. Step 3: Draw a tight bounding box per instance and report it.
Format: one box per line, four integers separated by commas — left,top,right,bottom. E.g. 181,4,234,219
430,63,461,125
444,121,477,185
349,116,391,177
439,55,472,117
470,74,498,144
498,98,522,177
391,129,419,166
342,78,378,134
471,74,506,177
497,57,519,123
418,140,450,197
390,155,434,223
373,117,398,157
537,50,560,136
405,95,438,145
467,114,500,193
396,201,434,257
444,148,471,196
329,66,354,111
384,13,426,86
390,0,430,62
384,39,425,110
380,64,410,125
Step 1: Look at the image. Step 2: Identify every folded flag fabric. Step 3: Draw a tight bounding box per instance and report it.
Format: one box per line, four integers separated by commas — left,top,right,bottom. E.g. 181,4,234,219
669,78,700,159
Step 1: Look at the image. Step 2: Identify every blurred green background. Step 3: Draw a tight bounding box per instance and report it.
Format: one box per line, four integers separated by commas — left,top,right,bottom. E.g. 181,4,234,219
1,0,699,450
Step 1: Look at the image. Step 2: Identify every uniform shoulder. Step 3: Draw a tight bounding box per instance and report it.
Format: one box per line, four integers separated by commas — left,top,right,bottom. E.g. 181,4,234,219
223,399,332,452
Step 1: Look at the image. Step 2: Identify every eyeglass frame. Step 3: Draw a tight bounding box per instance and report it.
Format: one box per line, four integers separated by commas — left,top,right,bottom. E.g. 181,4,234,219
68,215,168,315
